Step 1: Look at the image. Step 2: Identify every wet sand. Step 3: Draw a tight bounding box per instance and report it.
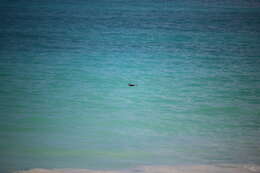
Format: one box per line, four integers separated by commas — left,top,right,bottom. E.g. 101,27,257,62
15,164,260,173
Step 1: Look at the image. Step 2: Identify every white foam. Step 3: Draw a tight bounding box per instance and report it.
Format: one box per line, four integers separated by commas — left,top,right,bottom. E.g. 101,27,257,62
15,164,260,173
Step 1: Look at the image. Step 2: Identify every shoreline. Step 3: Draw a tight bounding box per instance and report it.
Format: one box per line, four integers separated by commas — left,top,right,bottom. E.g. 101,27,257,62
15,164,260,173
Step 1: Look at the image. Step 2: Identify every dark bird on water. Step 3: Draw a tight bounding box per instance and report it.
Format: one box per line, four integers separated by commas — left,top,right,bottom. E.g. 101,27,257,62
128,83,136,87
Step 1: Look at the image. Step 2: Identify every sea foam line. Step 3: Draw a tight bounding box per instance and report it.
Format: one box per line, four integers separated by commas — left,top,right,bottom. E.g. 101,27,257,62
15,164,260,173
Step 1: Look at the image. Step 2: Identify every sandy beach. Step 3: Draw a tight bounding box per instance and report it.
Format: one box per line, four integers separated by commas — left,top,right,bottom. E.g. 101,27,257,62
16,164,260,173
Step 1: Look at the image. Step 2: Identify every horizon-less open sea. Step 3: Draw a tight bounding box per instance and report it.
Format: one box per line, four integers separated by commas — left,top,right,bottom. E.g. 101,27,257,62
0,0,260,172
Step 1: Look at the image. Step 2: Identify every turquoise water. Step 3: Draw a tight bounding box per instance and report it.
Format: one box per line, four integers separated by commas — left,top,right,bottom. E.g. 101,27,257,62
1,0,260,172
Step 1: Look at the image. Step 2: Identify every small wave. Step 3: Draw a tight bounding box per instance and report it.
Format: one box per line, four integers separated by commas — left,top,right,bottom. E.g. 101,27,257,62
15,164,260,173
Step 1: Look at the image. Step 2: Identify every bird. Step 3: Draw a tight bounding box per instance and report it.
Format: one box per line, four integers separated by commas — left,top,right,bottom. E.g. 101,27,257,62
128,83,136,87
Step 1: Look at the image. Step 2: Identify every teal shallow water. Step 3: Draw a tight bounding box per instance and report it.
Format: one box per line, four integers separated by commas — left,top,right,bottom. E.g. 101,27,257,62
0,0,260,172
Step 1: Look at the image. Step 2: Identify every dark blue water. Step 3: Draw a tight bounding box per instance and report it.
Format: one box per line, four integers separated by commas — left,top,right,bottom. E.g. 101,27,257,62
1,0,260,172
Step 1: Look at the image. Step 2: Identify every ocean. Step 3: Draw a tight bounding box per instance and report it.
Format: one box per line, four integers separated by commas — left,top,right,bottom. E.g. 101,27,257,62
0,0,260,172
